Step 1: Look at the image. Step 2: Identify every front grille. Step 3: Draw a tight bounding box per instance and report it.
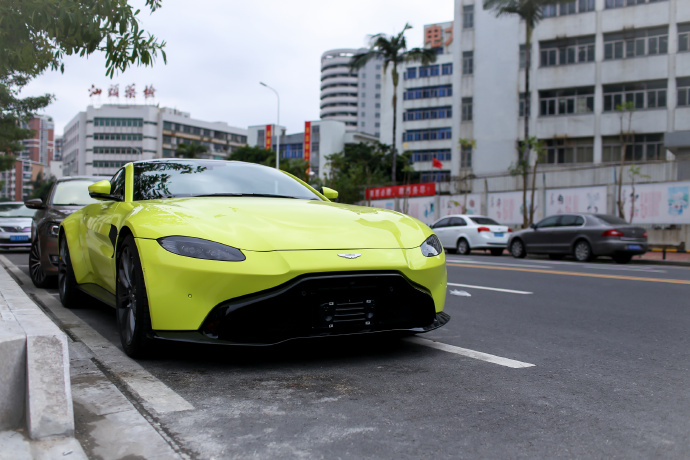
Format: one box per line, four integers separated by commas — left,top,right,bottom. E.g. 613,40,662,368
201,272,437,344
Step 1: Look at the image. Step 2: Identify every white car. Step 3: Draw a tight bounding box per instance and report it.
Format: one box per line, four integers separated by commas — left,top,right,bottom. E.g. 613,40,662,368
430,214,511,256
0,202,35,250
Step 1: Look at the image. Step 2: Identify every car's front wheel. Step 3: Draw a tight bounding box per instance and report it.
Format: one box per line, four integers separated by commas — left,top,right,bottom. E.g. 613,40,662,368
116,235,152,358
456,238,471,255
30,238,55,288
510,239,526,258
58,236,82,308
573,240,594,262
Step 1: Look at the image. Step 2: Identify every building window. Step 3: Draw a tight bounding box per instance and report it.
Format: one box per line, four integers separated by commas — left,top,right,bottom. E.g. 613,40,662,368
677,77,690,107
93,117,143,127
679,23,690,52
403,128,452,142
603,80,667,111
403,85,452,100
405,67,417,79
441,63,453,75
519,93,530,117
410,149,452,163
404,106,452,121
519,45,526,69
543,138,594,164
460,145,472,168
539,87,594,116
419,65,440,77
462,98,473,121
462,51,474,75
463,5,474,29
604,27,668,60
543,0,594,17
602,134,664,162
540,36,594,66
605,0,667,8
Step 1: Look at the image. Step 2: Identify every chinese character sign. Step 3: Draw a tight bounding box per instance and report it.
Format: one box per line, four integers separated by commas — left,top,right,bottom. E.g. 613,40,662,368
88,85,102,97
108,84,119,98
365,183,436,200
125,84,136,99
621,181,690,224
265,125,272,151
144,85,156,99
425,25,443,48
304,121,311,165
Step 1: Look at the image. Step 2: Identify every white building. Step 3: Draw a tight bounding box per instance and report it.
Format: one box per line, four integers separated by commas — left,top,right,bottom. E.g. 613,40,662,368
247,120,378,180
379,0,689,193
320,49,383,137
62,105,248,177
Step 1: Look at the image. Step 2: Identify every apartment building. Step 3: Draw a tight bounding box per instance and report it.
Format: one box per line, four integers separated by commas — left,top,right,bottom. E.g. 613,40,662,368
379,0,689,193
320,49,383,137
62,105,248,177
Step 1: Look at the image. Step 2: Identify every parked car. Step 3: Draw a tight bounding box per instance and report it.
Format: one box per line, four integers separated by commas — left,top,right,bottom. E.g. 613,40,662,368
430,214,511,256
58,159,449,357
25,176,101,287
0,202,35,250
507,213,647,263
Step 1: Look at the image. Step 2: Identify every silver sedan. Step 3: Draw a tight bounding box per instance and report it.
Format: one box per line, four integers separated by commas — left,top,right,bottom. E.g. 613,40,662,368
507,213,647,264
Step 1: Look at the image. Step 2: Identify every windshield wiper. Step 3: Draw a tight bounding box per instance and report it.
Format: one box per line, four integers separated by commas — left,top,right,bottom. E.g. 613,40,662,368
192,193,299,199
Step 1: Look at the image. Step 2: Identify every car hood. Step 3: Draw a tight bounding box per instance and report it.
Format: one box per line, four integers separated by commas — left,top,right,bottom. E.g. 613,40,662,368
128,197,431,251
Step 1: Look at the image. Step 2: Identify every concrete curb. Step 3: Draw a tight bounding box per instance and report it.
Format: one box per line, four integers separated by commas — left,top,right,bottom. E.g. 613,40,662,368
0,258,86,457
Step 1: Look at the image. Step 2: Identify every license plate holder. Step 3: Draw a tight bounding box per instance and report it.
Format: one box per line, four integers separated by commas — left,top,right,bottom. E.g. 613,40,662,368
494,232,504,237
627,244,641,250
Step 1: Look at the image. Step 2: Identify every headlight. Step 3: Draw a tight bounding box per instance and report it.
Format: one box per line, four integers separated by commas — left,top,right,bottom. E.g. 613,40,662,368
420,234,443,257
48,223,60,238
158,236,246,261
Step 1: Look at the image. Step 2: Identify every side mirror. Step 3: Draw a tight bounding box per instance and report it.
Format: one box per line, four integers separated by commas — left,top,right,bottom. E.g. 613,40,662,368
88,180,116,201
530,223,537,230
321,186,338,201
24,198,45,210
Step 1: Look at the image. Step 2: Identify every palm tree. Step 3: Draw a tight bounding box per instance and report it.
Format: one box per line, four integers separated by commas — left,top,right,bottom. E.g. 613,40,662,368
350,23,437,184
175,142,207,159
483,0,571,226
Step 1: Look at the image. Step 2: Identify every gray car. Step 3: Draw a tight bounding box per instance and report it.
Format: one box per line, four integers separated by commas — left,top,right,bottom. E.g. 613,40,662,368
0,202,35,249
25,176,101,287
507,213,647,264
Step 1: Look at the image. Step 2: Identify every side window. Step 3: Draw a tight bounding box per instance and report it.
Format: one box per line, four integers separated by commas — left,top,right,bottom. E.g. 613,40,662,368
574,216,585,226
536,216,560,229
450,217,466,227
434,218,451,229
110,169,125,200
559,215,578,226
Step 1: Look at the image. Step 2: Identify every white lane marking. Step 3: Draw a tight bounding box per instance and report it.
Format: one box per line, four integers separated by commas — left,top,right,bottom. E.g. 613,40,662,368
406,336,535,368
0,256,194,415
584,265,667,273
446,258,552,269
448,282,532,295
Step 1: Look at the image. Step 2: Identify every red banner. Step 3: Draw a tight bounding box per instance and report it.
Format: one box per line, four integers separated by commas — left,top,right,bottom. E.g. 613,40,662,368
304,121,311,164
366,183,436,200
265,124,272,150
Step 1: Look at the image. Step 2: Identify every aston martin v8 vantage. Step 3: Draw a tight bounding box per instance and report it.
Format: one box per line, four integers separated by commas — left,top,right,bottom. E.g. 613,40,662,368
58,159,449,357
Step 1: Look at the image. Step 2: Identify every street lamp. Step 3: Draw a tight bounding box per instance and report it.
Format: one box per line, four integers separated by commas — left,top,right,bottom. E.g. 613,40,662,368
259,82,280,169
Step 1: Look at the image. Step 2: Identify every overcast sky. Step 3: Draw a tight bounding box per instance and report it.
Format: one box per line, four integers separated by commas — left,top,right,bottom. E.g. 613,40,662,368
22,0,455,136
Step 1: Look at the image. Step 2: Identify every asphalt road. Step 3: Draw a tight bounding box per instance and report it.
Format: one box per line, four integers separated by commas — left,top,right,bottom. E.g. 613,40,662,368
4,250,690,459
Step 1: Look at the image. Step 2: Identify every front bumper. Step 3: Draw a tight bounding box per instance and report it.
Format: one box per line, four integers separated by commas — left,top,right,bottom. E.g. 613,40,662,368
136,238,448,333
157,273,450,345
0,234,31,249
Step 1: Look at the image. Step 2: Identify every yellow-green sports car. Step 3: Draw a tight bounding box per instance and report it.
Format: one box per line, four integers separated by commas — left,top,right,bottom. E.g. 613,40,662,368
58,159,449,357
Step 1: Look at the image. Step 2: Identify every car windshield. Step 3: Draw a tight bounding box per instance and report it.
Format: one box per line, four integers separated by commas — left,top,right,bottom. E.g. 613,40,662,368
469,216,499,225
0,203,35,218
594,214,628,225
132,160,322,201
52,180,100,206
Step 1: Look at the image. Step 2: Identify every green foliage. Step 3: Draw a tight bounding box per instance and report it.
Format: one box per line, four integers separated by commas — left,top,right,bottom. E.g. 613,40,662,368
324,142,417,204
229,145,312,182
350,23,436,183
175,143,208,159
29,171,54,200
0,0,167,156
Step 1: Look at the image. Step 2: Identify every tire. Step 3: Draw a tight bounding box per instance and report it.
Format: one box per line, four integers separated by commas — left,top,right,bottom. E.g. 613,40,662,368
116,235,152,358
30,238,56,288
58,236,82,308
490,248,503,256
456,238,471,255
613,254,632,264
573,240,593,262
510,239,526,258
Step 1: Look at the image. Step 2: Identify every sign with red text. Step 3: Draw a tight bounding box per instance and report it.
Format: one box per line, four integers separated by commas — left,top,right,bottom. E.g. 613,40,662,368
265,125,272,150
304,121,311,172
366,183,436,200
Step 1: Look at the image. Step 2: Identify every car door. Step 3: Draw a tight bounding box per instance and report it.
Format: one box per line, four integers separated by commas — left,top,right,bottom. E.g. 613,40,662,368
553,214,585,253
522,215,560,253
81,167,131,293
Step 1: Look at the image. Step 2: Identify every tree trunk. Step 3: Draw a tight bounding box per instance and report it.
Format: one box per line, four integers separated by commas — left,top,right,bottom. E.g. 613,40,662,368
391,67,399,185
521,27,533,228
